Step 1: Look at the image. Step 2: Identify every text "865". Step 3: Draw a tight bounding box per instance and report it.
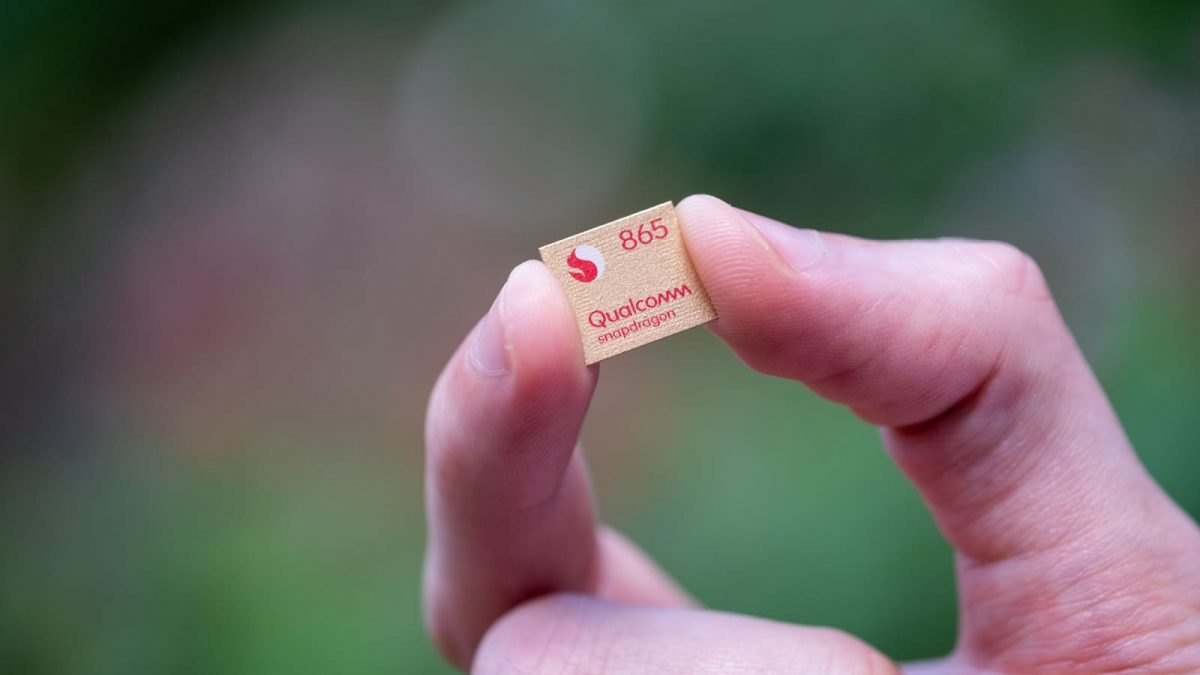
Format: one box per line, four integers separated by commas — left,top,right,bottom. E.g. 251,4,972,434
619,218,668,251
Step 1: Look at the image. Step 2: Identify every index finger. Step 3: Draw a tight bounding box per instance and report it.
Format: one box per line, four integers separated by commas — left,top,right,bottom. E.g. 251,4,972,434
676,195,1200,670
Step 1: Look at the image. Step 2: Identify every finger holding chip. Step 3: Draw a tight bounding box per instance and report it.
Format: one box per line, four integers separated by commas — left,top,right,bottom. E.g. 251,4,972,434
422,261,692,669
425,196,1200,673
676,195,1200,671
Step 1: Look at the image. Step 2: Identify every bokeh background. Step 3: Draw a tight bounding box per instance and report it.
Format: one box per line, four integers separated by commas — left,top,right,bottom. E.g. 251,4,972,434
4,1,1200,672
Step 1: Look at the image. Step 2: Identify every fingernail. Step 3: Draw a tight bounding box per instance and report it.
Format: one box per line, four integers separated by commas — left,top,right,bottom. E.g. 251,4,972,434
469,283,510,377
739,209,827,271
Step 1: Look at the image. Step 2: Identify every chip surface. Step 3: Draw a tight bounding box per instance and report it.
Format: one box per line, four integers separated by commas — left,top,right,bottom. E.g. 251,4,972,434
538,202,717,365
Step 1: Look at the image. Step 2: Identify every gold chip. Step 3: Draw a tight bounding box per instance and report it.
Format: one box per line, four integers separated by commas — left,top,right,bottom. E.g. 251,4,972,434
538,202,717,365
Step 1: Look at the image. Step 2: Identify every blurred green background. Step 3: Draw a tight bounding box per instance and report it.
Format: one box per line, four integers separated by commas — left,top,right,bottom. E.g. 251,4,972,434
3,1,1199,672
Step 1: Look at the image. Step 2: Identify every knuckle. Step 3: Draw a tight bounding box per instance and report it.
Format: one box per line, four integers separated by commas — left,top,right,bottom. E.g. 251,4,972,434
965,541,1200,672
963,240,1051,302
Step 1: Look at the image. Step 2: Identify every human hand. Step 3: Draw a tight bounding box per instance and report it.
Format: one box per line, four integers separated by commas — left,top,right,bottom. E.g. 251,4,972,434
422,195,1200,673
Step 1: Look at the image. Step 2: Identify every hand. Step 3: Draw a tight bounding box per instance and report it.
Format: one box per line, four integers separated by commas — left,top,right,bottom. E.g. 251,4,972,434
422,195,1200,673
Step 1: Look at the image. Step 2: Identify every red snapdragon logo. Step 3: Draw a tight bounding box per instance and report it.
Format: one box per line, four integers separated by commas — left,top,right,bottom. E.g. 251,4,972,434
567,245,605,283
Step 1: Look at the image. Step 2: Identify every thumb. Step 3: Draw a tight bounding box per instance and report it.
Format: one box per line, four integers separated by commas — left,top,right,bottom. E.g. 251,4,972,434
474,594,896,675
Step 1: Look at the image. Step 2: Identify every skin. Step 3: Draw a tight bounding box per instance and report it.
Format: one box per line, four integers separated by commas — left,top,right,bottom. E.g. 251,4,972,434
423,195,1200,673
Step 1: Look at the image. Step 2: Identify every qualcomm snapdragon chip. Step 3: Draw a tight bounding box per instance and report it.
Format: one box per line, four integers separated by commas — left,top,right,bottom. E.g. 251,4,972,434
538,202,717,365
